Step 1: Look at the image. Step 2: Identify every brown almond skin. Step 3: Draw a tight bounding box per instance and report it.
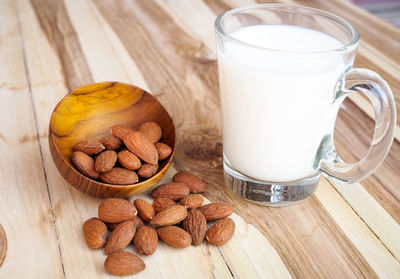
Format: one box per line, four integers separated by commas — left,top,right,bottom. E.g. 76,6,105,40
198,202,233,221
123,131,158,164
82,218,108,249
100,167,138,185
180,194,203,210
150,205,187,227
71,151,99,179
105,251,145,276
111,124,133,140
138,164,158,178
106,215,144,231
155,143,172,161
105,220,136,255
95,150,117,172
134,199,155,222
98,198,137,223
139,121,162,143
150,183,190,201
156,226,191,248
117,150,141,170
206,218,235,246
133,226,158,256
152,197,176,214
101,135,122,150
183,210,207,246
73,140,105,155
172,171,206,193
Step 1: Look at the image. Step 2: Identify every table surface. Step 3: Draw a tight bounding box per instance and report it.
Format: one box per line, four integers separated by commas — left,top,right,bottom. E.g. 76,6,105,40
0,0,399,278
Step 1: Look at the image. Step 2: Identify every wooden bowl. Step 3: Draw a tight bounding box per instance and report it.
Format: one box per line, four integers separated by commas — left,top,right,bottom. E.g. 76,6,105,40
49,82,176,198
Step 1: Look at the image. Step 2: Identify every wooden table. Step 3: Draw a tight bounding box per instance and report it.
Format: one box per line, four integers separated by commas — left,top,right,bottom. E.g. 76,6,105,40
1,0,399,278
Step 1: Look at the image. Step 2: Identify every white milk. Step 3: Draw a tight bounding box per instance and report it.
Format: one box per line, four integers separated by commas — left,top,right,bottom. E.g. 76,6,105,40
218,25,349,181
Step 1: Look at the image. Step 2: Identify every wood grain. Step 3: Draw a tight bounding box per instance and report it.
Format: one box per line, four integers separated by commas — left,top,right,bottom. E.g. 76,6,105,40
0,0,399,278
0,224,6,268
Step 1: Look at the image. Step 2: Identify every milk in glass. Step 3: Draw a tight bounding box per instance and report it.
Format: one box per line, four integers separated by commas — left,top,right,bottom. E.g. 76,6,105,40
218,25,348,181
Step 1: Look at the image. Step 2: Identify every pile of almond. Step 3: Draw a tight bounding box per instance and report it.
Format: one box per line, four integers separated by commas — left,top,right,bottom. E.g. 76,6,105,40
82,172,235,276
71,122,172,184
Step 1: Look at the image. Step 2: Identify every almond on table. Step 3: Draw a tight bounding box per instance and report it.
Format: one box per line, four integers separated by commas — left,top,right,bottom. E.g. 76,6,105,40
104,251,145,276
183,209,207,246
198,202,233,221
134,199,155,222
150,205,187,227
206,218,235,246
156,226,192,248
82,218,108,249
180,194,203,209
152,197,176,214
104,220,136,255
106,215,144,231
133,226,158,256
150,182,190,201
98,198,137,223
172,171,206,193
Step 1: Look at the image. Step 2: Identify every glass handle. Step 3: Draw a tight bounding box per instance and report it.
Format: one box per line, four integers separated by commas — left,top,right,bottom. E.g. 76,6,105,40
318,68,396,184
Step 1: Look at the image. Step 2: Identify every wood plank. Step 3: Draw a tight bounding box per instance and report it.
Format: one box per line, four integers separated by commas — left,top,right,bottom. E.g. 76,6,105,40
315,178,400,278
94,1,389,278
0,0,64,277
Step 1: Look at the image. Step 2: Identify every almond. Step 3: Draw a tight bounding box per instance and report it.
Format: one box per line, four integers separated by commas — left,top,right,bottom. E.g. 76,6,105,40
104,251,145,276
111,124,133,140
71,151,99,179
156,226,191,248
180,194,203,209
133,226,158,256
139,121,162,143
73,140,105,155
150,205,187,227
82,218,108,249
150,183,190,201
106,215,144,231
183,210,207,246
138,163,158,178
134,199,155,222
95,150,117,172
172,172,206,193
198,203,233,221
152,197,176,214
206,218,235,245
100,135,122,150
123,131,158,164
105,220,136,255
100,167,138,185
117,150,141,170
155,143,172,160
98,198,137,223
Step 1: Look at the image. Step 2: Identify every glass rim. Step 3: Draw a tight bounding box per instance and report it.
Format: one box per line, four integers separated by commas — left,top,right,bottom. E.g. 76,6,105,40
214,4,360,55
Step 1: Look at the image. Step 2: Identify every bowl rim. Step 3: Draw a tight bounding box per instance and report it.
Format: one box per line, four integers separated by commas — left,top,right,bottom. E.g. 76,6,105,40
49,81,176,189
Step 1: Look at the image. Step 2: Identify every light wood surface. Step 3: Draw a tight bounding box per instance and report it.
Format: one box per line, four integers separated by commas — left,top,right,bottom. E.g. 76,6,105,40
0,0,399,278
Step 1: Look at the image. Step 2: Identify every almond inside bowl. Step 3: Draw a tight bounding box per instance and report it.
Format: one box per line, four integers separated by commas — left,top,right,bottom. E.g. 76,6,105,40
49,81,176,198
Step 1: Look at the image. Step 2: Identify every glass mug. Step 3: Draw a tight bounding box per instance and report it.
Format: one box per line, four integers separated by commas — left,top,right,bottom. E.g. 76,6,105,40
215,4,396,206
